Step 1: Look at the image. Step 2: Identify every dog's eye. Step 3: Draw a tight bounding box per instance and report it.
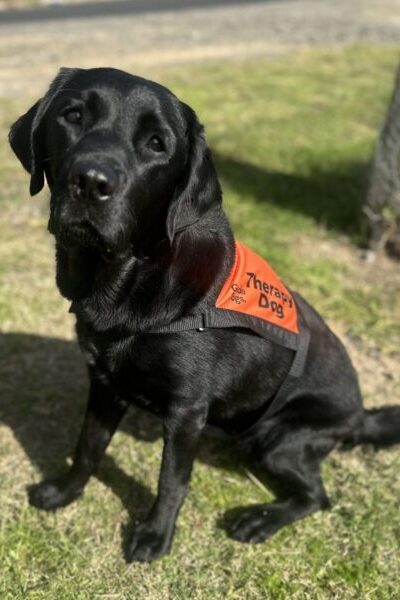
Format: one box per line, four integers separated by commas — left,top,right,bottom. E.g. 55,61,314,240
63,109,82,125
147,135,164,153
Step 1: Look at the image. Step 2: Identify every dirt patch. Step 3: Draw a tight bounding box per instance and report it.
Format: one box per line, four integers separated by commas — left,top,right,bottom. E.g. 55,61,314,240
293,232,400,406
294,232,400,289
334,322,399,408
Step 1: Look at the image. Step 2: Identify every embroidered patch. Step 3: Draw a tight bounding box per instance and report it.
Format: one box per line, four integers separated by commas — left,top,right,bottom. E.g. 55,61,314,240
215,241,299,334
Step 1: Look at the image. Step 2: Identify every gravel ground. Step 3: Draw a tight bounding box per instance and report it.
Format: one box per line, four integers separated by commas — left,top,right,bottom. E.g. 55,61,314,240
1,0,400,99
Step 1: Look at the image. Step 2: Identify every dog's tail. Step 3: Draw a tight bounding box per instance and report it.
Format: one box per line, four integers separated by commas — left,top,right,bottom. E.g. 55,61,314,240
345,406,400,448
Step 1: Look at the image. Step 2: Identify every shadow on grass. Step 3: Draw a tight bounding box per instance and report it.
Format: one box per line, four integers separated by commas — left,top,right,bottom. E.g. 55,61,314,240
213,151,368,235
0,332,241,554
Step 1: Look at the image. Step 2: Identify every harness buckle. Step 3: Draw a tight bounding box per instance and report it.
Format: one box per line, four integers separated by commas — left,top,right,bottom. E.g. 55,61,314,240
197,314,207,332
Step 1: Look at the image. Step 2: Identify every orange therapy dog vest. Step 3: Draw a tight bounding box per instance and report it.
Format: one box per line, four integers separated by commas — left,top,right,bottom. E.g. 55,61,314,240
214,241,299,349
149,241,311,425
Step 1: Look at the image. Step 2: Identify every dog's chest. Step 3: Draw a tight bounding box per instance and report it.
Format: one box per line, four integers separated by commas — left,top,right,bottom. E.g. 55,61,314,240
77,324,173,414
80,335,127,371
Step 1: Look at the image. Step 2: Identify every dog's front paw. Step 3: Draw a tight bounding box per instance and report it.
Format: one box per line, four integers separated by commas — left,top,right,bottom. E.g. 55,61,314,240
127,521,172,563
28,478,82,511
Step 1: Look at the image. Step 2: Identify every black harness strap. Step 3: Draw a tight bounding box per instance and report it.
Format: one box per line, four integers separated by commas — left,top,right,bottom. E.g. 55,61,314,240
69,277,310,433
147,306,311,432
257,327,310,420
148,307,299,350
148,314,206,333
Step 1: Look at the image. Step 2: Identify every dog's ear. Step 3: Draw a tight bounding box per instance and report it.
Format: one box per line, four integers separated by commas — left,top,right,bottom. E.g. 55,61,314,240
9,100,44,196
8,67,81,196
166,103,222,243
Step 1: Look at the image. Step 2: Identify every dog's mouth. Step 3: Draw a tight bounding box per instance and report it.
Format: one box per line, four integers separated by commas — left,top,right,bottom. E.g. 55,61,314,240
50,218,112,254
49,217,135,263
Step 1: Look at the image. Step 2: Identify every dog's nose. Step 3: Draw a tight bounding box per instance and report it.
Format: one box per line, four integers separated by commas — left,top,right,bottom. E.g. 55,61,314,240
69,161,118,202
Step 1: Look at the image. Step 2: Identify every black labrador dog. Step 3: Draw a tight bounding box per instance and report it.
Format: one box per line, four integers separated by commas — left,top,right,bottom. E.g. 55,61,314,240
9,68,400,563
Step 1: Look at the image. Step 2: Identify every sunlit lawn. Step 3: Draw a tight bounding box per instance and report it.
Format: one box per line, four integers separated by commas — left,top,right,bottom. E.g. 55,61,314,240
0,45,399,599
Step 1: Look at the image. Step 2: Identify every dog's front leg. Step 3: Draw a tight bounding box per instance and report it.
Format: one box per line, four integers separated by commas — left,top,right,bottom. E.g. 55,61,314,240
128,403,207,563
28,371,126,510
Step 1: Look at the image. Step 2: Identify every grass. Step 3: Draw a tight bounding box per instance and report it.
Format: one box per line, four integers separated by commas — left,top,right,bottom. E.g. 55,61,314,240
0,45,400,599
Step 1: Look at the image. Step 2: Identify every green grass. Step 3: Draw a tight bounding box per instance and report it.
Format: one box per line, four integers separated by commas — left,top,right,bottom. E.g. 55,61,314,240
1,45,400,599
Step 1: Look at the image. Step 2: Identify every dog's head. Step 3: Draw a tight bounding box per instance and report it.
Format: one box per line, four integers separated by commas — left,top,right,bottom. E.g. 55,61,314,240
9,67,222,259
